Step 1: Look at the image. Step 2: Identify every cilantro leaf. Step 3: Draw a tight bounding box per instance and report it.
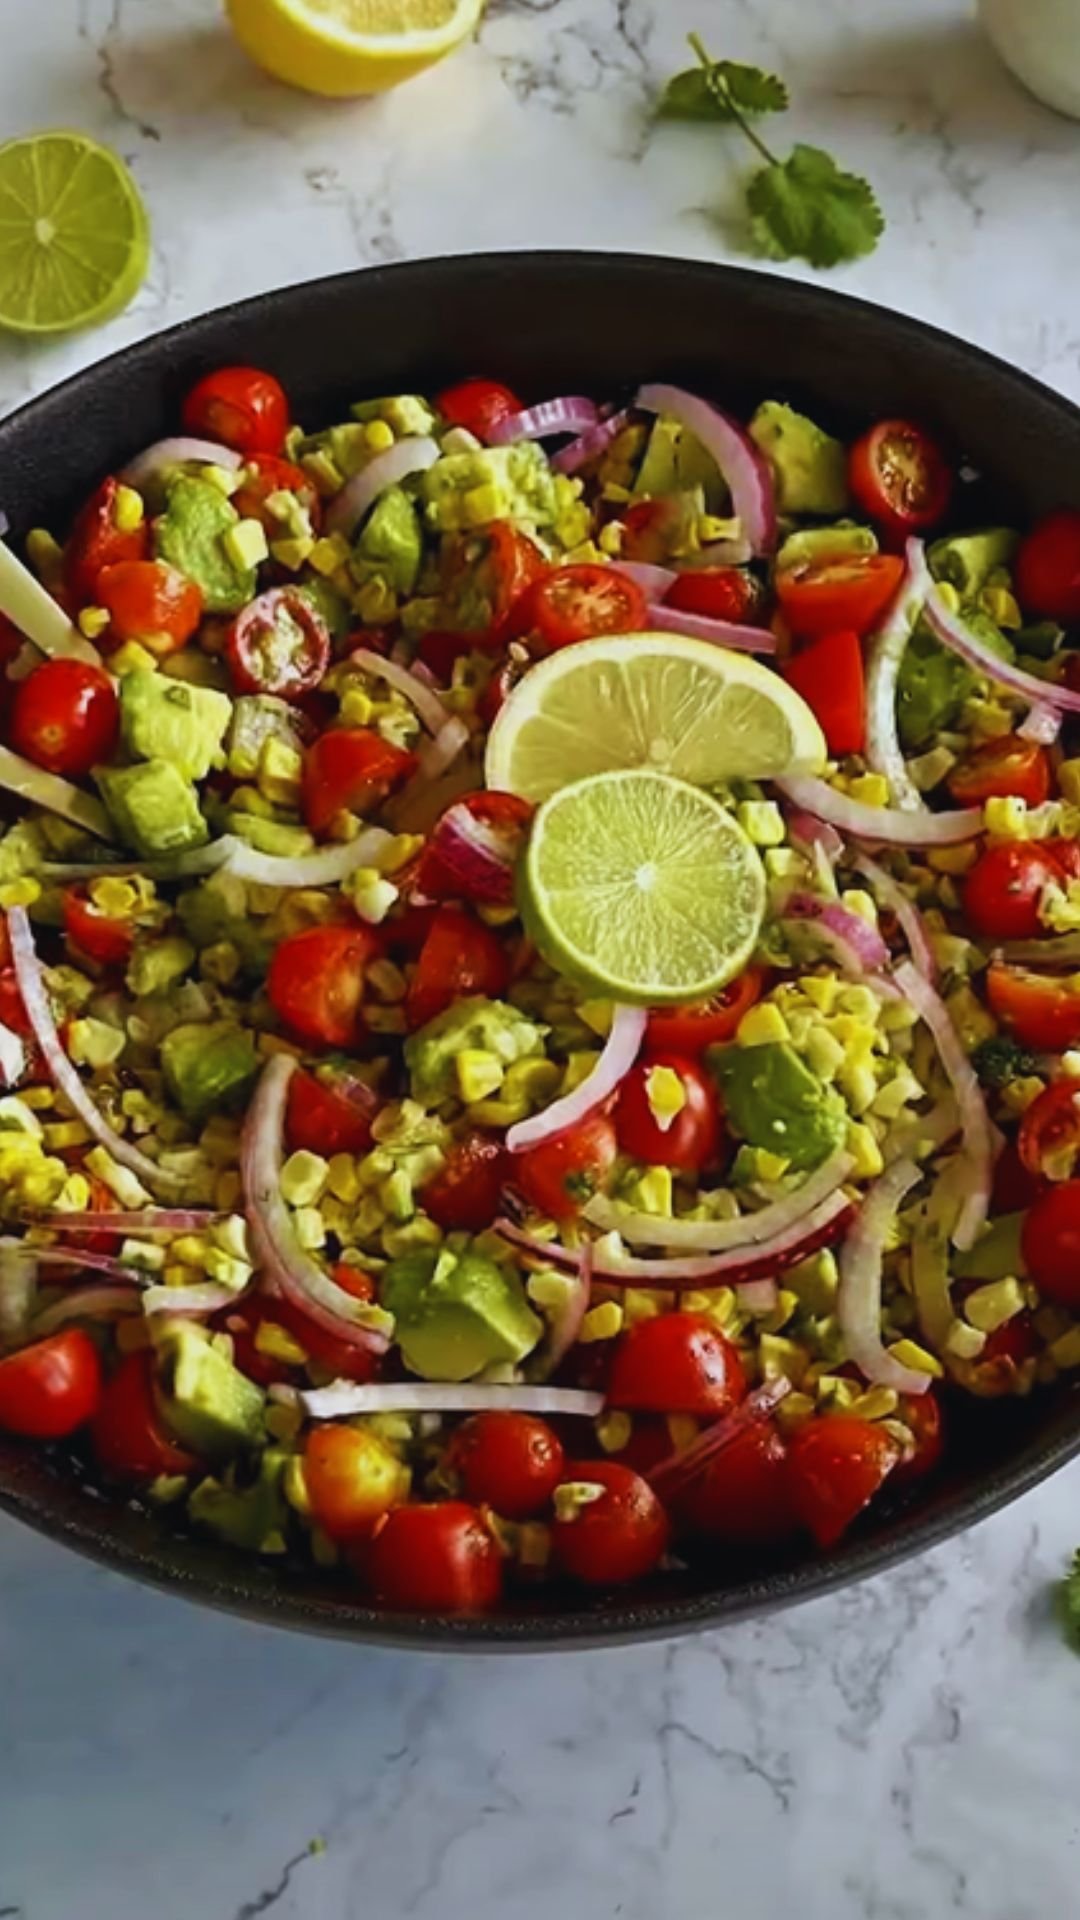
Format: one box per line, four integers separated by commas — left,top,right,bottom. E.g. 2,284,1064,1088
717,61,789,116
657,58,787,123
1061,1550,1080,1651
746,143,884,269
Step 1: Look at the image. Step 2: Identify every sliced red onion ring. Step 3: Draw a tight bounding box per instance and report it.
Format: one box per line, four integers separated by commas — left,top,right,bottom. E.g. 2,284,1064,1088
0,1240,35,1347
551,408,629,476
0,743,111,839
119,437,242,493
7,906,182,1195
864,544,929,812
781,892,889,975
838,1156,932,1395
506,1004,647,1153
583,1148,852,1253
270,1380,604,1420
776,775,983,846
42,838,237,883
529,1242,593,1381
853,851,937,982
894,959,994,1251
1018,703,1062,744
142,1281,238,1317
324,436,440,538
241,1054,389,1355
14,1243,149,1283
426,802,520,906
0,537,100,666
645,603,777,655
920,546,1080,717
221,827,393,890
416,715,471,782
636,384,776,556
647,1377,793,1498
487,397,599,447
0,1018,24,1089
348,646,449,737
787,809,844,862
613,561,677,599
911,1155,978,1356
32,1283,140,1335
35,1208,224,1235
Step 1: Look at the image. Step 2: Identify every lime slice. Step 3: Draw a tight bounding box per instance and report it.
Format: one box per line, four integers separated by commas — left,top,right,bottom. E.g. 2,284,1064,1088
485,631,826,805
0,132,150,336
521,768,767,1003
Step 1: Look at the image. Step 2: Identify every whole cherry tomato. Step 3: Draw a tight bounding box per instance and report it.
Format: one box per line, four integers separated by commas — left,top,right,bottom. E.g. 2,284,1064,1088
776,553,904,640
671,1419,796,1545
304,1423,410,1545
615,1053,722,1174
267,923,381,1048
301,728,415,836
0,1329,101,1439
847,419,953,542
448,1411,565,1519
963,842,1073,942
1015,509,1080,623
91,1351,196,1478
607,1312,746,1419
514,1112,618,1223
64,476,150,604
435,378,523,444
368,1501,503,1612
404,905,508,1029
226,587,331,700
646,968,764,1054
95,559,203,656
552,1460,670,1586
518,564,647,653
62,885,135,967
987,963,1080,1053
182,365,290,457
946,734,1052,809
10,658,119,777
1021,1180,1080,1307
786,1414,900,1548
421,1132,509,1232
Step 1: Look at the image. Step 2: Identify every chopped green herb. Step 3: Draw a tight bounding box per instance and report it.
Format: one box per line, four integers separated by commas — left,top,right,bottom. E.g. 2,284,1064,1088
1060,1549,1080,1651
657,54,788,123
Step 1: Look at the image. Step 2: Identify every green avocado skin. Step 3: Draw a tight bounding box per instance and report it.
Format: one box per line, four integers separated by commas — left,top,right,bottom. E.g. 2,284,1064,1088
711,1041,847,1171
154,476,256,615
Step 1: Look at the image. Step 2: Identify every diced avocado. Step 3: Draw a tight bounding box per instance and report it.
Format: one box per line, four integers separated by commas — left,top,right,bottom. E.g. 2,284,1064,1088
748,401,848,516
897,615,1015,750
161,1019,259,1124
154,476,257,615
1016,621,1064,661
927,528,1018,599
177,873,273,975
295,575,352,642
711,1041,847,1170
404,996,547,1105
381,1246,543,1381
120,671,230,783
225,695,306,781
952,1212,1028,1282
156,1322,266,1458
125,935,195,998
188,1447,290,1552
776,523,878,570
95,760,208,858
0,819,47,883
225,813,315,858
352,486,423,595
354,393,436,438
422,443,556,532
633,417,728,511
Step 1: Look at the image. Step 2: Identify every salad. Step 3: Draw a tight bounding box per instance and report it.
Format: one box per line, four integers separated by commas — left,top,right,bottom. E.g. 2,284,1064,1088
0,364,1078,1617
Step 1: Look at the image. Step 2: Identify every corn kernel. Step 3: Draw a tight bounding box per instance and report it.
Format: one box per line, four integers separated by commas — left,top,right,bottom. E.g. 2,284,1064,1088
1001,1075,1046,1116
737,800,785,847
944,1318,986,1360
760,1333,809,1385
845,1121,884,1180
223,518,269,572
109,640,158,676
41,1119,92,1151
984,795,1029,841
112,484,145,532
271,535,315,571
553,1480,606,1521
85,1146,150,1209
281,1150,329,1208
927,842,979,875
628,1165,673,1217
847,773,890,808
577,999,613,1038
355,577,397,625
847,1386,900,1422
737,1002,791,1048
773,1390,816,1435
258,1319,310,1368
594,1410,632,1454
621,1287,664,1325
326,1153,361,1204
578,1301,624,1342
292,1206,326,1250
840,889,878,928
963,1276,1025,1333
597,521,624,557
309,534,352,576
934,579,960,611
76,605,110,641
887,1337,943,1379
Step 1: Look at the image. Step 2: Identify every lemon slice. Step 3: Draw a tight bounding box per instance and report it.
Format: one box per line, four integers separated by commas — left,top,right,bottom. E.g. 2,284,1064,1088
226,0,485,95
0,132,149,337
520,769,767,1003
485,632,826,805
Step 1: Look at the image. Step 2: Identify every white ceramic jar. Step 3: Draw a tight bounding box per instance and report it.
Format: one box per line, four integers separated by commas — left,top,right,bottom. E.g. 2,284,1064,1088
980,0,1080,118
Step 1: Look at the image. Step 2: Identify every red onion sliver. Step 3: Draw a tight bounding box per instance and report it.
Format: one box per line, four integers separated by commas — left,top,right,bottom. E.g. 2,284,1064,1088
487,397,599,447
636,384,776,556
416,715,471,782
506,1004,647,1153
0,1018,24,1089
736,1278,779,1314
530,1241,593,1380
142,1281,238,1317
347,646,449,736
584,1148,851,1254
221,827,392,890
787,809,844,863
920,547,1080,716
324,436,440,538
426,802,519,906
645,603,777,655
776,775,983,846
613,561,677,599
35,1208,224,1235
7,908,182,1195
551,409,629,476
894,960,995,1251
647,1377,793,1497
838,1157,932,1395
15,1243,149,1283
781,892,889,975
32,1284,141,1335
863,544,929,813
120,437,242,492
1018,702,1062,744
271,1380,604,1420
0,744,112,840
853,851,937,983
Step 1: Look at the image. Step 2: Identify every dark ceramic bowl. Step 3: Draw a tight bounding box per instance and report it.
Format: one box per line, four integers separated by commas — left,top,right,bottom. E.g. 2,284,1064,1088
1,254,1077,1648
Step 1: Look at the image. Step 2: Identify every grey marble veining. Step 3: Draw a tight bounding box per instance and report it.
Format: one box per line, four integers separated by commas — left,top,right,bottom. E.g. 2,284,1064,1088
2,2,1080,1914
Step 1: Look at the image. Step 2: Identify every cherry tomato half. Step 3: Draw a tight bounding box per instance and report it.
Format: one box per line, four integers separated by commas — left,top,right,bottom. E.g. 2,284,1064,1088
421,1132,509,1232
96,559,203,657
270,1264,383,1385
1015,510,1080,623
9,658,119,777
519,564,647,653
552,1460,670,1586
182,365,290,457
892,1390,945,1483
0,1328,101,1439
285,1067,378,1157
404,905,509,1030
62,885,135,968
64,476,150,605
775,553,904,641
615,1053,721,1174
947,734,1052,809
963,841,1072,943
848,419,953,541
304,1423,410,1546
671,1419,795,1545
414,790,533,906
438,522,546,644
1019,1081,1080,1181
783,628,865,757
301,727,416,837
267,922,381,1048
607,1311,746,1419
233,453,320,532
435,378,523,444
664,568,763,625
786,1414,900,1549
1022,1179,1080,1307
91,1351,196,1478
646,968,764,1054
226,587,331,700
514,1111,618,1223
368,1501,503,1612
448,1411,565,1520
987,963,1080,1053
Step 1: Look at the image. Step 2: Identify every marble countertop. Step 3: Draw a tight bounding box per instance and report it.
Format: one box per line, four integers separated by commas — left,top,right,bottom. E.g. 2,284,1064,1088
2,2,1080,1915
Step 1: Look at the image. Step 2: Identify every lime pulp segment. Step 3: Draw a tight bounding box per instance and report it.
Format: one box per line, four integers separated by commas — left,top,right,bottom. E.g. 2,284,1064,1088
0,132,149,335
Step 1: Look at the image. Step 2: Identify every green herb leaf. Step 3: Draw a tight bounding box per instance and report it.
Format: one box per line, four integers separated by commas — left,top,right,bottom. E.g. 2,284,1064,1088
1061,1550,1080,1652
716,61,789,116
657,57,788,123
747,143,884,269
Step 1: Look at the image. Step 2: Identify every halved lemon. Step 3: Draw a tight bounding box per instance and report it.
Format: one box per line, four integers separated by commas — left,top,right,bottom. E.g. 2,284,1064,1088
226,0,485,95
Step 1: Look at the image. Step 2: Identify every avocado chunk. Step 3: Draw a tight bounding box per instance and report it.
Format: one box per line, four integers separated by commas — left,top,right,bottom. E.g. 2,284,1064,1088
161,1019,259,1124
295,576,352,642
927,527,1018,599
95,759,208,858
352,486,423,595
154,476,257,615
422,443,556,532
712,1041,847,1171
125,934,195,998
748,401,848,516
404,996,547,1105
120,670,231,782
897,615,1015,750
157,1322,266,1459
381,1246,543,1381
776,523,878,570
633,417,728,511
177,872,273,975
952,1212,1027,1282
224,814,315,858
188,1447,290,1552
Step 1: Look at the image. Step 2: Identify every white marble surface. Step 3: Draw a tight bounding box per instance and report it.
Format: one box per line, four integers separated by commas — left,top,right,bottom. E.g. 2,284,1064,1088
2,2,1080,1915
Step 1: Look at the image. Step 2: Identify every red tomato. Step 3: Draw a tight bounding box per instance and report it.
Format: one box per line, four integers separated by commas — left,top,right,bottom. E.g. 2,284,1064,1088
271,1264,384,1384
439,522,546,644
963,842,1070,942
1022,1180,1080,1306
1018,1080,1080,1181
95,560,203,657
783,629,865,756
519,564,647,653
9,658,119,777
991,1139,1043,1214
615,1053,721,1174
368,1501,503,1612
301,728,415,836
226,587,330,700
671,1419,795,1544
285,1067,377,1157
64,477,150,604
233,453,320,532
436,378,523,443
91,1351,196,1478
986,962,1080,1052
182,365,289,457
413,791,533,905
893,1391,945,1483
1015,510,1080,622
213,1298,302,1388
304,1423,409,1545
404,904,509,1029
775,553,905,641
848,419,953,541
552,1460,670,1586
664,568,763,625
478,655,527,730
448,1411,565,1519
947,734,1052,809
607,1312,746,1419
786,1414,900,1548
514,1111,617,1222
646,968,764,1054
62,885,134,967
0,1328,101,1439
267,922,381,1048
421,1132,508,1232
980,1312,1037,1367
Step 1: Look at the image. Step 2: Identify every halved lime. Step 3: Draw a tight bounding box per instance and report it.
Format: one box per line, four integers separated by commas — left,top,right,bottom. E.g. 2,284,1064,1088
485,631,826,805
520,768,767,1003
0,132,150,336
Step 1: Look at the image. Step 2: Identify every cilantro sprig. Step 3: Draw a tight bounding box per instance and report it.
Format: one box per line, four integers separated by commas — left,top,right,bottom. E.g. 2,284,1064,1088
657,35,883,271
